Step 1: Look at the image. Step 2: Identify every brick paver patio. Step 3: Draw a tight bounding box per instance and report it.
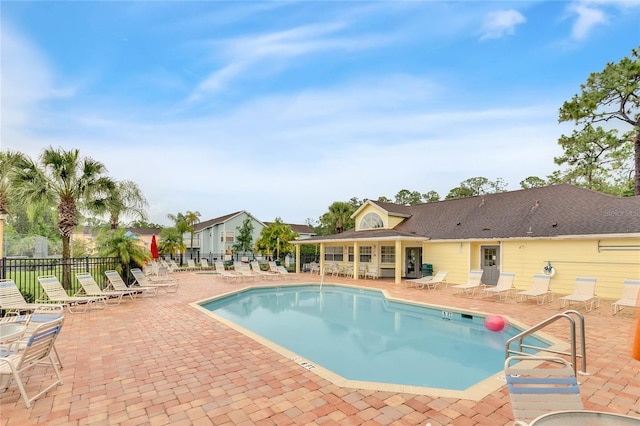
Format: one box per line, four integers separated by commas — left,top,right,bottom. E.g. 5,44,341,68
2,271,639,425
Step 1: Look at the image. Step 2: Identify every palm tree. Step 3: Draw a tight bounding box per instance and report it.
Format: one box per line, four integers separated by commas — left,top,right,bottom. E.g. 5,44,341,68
102,180,148,229
255,218,298,262
184,210,201,259
10,147,113,287
158,227,186,261
166,212,190,265
0,150,26,216
96,228,148,280
320,201,356,234
0,151,26,258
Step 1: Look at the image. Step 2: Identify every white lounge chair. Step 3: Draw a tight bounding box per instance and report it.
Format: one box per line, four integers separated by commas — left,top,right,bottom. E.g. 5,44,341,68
214,261,243,281
482,272,516,300
364,265,379,279
516,274,553,305
130,268,179,294
75,272,138,304
200,259,213,270
37,276,107,313
233,261,259,280
0,279,60,314
0,316,64,407
405,271,448,290
612,279,640,315
186,259,200,271
105,270,157,297
505,355,584,425
559,277,600,312
452,270,485,296
269,262,292,279
250,261,279,280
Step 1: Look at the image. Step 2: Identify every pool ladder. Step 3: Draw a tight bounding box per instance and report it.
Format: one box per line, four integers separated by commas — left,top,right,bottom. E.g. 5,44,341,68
505,310,587,375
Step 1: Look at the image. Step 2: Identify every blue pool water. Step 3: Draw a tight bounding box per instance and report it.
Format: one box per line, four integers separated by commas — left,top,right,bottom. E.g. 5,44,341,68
201,285,548,390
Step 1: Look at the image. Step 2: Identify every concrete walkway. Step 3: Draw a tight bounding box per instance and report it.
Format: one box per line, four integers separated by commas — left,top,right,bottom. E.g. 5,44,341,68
2,271,639,425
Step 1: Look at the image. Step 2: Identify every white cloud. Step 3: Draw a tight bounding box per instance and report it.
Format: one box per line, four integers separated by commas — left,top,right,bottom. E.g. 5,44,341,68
480,9,526,40
186,22,391,102
568,3,607,40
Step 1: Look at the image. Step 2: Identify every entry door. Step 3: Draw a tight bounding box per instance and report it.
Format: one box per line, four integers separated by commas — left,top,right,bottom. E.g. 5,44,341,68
481,246,500,285
405,248,422,279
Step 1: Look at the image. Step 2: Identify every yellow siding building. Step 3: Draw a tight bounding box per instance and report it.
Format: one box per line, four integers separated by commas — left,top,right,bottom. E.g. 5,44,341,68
294,184,640,300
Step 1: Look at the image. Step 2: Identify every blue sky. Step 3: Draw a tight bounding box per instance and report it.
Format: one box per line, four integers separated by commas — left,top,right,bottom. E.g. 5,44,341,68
1,1,639,227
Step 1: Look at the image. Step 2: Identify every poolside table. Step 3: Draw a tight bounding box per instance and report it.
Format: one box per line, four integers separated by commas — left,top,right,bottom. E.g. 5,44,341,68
0,322,26,344
528,410,640,425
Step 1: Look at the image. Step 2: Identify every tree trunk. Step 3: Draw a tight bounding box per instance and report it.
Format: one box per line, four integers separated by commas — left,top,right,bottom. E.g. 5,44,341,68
59,199,77,289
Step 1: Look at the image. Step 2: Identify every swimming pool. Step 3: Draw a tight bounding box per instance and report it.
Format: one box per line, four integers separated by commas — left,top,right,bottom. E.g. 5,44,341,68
197,284,553,398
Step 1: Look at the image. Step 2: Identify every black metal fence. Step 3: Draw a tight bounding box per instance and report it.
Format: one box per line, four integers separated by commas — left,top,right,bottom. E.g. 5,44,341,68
1,256,121,301
191,252,318,269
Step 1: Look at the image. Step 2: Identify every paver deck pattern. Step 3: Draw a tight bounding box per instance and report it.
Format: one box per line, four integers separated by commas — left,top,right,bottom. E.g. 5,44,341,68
2,271,639,425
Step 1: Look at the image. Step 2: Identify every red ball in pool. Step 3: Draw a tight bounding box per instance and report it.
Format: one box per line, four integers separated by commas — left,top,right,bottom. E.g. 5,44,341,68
484,314,506,332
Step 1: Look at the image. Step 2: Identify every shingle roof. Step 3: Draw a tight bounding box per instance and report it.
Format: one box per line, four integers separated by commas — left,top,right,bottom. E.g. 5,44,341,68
304,184,640,242
405,184,640,239
264,222,315,236
193,211,245,232
367,200,412,217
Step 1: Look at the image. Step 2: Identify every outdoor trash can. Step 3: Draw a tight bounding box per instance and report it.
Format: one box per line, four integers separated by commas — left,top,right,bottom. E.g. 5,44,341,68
422,263,433,277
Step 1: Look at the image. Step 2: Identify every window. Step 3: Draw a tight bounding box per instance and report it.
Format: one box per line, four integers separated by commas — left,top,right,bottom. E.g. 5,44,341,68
324,246,344,262
360,212,383,230
348,246,354,262
359,246,372,263
220,231,234,243
380,246,395,263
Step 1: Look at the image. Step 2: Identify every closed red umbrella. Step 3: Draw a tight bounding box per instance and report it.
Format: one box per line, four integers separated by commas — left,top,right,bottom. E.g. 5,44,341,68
150,234,159,260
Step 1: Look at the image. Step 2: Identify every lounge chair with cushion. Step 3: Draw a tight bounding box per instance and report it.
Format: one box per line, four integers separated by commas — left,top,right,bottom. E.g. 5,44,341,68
559,277,600,312
2,305,65,367
452,270,485,296
105,270,157,297
405,271,448,290
505,355,584,425
0,279,61,314
612,279,640,315
130,268,179,294
75,272,138,304
0,316,65,408
482,272,516,300
516,274,553,305
37,276,107,313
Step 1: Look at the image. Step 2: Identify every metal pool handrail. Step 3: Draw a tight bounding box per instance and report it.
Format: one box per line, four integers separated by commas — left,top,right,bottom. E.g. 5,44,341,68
505,310,587,375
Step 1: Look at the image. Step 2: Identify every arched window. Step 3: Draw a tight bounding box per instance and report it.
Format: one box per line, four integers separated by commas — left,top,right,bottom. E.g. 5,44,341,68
360,212,383,230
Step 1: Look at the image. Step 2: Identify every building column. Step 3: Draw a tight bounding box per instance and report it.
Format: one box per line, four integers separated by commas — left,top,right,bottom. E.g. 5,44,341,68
394,240,402,284
295,244,301,273
353,241,360,280
319,243,326,275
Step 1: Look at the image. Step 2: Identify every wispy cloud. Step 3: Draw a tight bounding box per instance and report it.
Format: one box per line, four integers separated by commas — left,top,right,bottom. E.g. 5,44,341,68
186,22,390,103
568,3,607,40
480,9,526,40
